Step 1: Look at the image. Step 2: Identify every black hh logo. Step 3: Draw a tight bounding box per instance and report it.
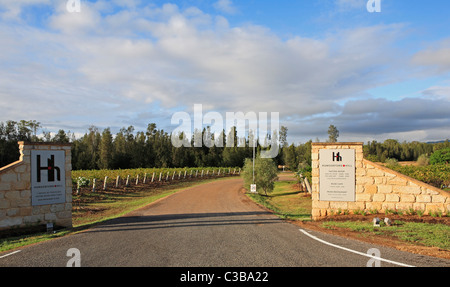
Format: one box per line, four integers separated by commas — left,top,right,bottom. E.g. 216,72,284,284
332,152,343,162
37,154,61,182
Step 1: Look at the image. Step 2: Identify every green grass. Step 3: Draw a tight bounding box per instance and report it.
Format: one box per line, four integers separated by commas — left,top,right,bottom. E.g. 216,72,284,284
322,221,450,250
247,180,312,221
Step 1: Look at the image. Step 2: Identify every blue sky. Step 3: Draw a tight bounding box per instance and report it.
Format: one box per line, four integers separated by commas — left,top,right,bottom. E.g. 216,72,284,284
0,0,449,144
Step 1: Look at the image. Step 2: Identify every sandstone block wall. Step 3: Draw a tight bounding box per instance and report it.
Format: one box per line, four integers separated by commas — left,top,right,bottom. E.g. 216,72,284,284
311,142,450,220
0,142,72,231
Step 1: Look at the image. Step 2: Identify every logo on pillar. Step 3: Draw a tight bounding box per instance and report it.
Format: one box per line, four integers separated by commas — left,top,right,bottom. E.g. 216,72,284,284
332,152,343,162
36,154,61,182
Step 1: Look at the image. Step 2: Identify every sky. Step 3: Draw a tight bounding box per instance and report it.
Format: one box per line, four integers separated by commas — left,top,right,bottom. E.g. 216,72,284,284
0,0,449,144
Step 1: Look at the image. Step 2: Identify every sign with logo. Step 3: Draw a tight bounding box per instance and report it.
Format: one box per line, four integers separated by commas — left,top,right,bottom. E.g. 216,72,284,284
319,149,355,202
31,150,66,206
250,184,257,193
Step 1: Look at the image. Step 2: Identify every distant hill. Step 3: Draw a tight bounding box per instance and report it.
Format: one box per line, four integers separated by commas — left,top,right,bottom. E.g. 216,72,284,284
426,140,449,144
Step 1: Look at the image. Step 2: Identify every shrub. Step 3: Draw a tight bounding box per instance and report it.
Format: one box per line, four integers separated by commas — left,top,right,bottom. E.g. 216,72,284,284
242,156,279,196
417,154,430,166
430,148,450,165
385,158,399,167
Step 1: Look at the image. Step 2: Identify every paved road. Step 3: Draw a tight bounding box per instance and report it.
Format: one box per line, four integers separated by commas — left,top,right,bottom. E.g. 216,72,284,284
1,178,449,267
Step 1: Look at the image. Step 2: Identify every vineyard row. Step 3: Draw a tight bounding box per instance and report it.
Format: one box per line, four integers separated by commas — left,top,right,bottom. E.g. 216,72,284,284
72,167,241,194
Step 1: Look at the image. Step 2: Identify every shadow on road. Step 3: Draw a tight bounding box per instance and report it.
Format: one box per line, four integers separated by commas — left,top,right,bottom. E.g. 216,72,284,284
84,211,282,233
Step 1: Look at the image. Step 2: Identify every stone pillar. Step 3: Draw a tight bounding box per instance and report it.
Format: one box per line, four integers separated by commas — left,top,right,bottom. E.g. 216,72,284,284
311,142,363,220
0,142,72,231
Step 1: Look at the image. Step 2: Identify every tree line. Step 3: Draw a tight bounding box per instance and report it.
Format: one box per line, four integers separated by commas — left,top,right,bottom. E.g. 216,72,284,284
1,120,448,171
0,120,283,170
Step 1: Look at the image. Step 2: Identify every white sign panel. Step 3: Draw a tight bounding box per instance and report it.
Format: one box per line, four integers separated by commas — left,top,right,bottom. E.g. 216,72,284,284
250,184,257,193
31,150,66,206
319,149,355,202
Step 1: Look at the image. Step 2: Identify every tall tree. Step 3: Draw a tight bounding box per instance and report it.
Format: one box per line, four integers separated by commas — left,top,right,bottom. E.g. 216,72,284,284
279,126,288,148
98,128,113,169
327,125,339,143
242,156,279,196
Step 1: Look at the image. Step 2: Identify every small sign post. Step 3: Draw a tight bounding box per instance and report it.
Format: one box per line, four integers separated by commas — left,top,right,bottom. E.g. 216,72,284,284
250,184,257,193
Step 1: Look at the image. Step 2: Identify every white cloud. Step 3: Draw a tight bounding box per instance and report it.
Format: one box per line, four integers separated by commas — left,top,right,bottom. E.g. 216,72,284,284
0,1,448,143
0,0,50,20
412,38,450,73
213,0,238,15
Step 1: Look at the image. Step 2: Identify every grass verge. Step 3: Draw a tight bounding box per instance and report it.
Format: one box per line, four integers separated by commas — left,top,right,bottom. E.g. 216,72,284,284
322,220,450,251
247,180,312,221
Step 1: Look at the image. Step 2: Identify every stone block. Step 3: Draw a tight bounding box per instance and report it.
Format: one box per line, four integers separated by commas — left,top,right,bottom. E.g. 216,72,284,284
312,209,321,219
50,204,65,213
11,198,30,208
1,173,17,183
372,194,385,202
366,168,385,177
366,202,382,211
432,195,447,203
5,190,20,200
348,202,365,210
416,195,431,203
0,183,10,191
7,208,19,216
19,207,32,216
378,185,392,194
356,193,372,202
387,177,407,186
385,194,400,202
356,185,365,193
0,200,10,209
356,168,366,177
400,194,415,203
413,203,426,211
23,214,44,224
356,177,374,185
13,164,27,173
45,213,57,221
330,201,348,210
382,202,396,211
393,186,421,195
365,185,378,194
20,190,31,198
11,180,29,190
314,201,330,209
374,177,386,184
425,203,445,214
396,203,413,210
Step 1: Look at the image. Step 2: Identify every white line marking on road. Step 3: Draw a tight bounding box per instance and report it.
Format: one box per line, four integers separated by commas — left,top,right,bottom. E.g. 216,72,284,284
0,250,22,259
299,229,415,267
